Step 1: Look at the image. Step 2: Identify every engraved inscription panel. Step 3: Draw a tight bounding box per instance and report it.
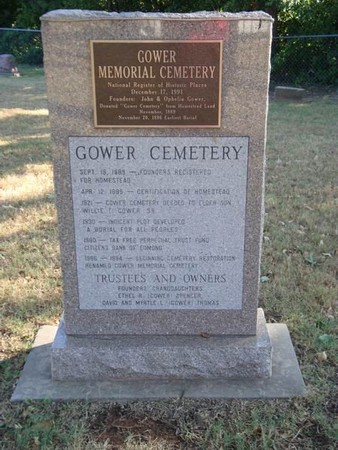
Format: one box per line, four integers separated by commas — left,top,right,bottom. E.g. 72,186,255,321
91,41,222,127
69,137,248,310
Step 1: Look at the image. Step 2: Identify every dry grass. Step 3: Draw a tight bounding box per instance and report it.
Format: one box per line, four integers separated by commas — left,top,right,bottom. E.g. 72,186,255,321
0,71,337,449
0,71,61,363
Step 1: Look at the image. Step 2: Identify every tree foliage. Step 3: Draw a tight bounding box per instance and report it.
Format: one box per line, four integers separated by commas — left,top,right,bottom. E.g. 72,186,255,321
271,1,338,86
278,0,338,36
0,0,19,27
0,0,337,85
5,0,337,33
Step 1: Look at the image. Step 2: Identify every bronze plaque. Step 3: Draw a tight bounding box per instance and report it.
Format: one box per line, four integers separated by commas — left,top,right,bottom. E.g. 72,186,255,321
91,40,222,128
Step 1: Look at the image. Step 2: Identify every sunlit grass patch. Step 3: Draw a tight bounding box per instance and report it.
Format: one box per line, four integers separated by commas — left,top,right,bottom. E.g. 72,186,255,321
0,74,59,375
0,163,53,203
0,108,48,119
0,194,61,360
0,70,51,180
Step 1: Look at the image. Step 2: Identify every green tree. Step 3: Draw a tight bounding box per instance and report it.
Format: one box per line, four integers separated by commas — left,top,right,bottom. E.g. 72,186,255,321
279,0,338,35
0,0,19,27
272,1,338,86
0,0,336,84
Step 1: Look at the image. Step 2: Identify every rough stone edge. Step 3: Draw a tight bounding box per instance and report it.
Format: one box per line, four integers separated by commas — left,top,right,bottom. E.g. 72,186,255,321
50,309,272,380
55,308,269,342
41,9,273,22
11,323,305,401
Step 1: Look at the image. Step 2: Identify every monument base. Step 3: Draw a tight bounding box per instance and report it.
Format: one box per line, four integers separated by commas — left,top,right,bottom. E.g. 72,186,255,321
51,309,272,381
11,318,305,401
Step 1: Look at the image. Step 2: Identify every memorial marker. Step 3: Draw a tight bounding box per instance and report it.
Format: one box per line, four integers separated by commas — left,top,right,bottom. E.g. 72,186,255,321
70,136,248,311
91,41,222,127
12,10,305,400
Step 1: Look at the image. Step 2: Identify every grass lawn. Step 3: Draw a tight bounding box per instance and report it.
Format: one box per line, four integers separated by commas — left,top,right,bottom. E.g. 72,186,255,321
0,69,337,449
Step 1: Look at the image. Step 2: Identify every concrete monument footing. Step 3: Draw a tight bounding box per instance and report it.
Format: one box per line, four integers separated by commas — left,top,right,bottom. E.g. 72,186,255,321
11,316,305,401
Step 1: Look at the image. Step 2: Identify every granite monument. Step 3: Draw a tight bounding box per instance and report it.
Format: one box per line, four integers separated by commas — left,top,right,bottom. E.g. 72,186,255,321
12,10,305,400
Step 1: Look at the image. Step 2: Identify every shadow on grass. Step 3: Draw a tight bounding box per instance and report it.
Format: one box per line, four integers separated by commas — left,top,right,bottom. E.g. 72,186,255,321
1,335,336,449
1,352,29,401
0,196,57,244
0,192,55,212
0,349,85,449
0,194,61,319
1,132,51,179
2,340,187,449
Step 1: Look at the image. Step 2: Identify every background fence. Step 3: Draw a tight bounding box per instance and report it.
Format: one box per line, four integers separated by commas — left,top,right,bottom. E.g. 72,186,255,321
0,28,42,66
271,34,338,87
0,29,337,88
